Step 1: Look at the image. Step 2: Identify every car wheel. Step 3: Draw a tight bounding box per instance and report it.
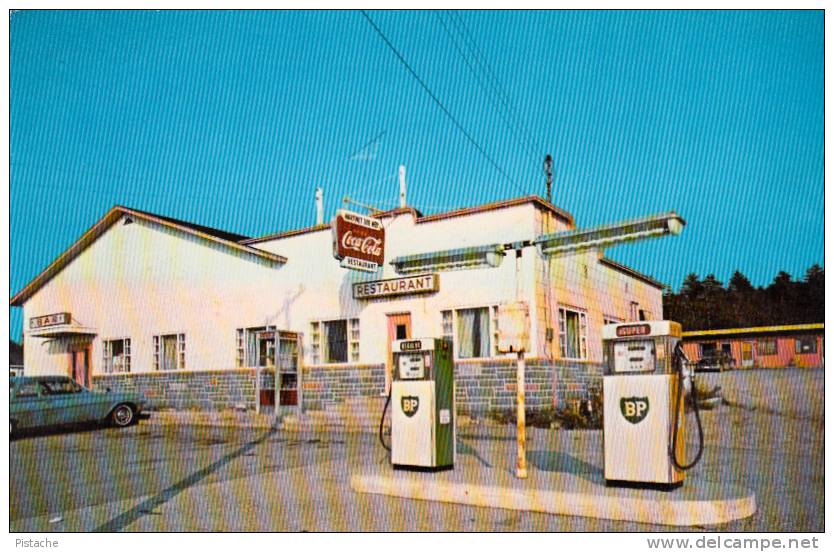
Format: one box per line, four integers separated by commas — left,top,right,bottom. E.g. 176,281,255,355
110,404,135,427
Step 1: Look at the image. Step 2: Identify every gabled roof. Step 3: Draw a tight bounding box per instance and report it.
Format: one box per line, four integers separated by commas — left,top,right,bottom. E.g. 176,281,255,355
242,195,574,245
10,206,287,307
126,207,250,243
599,257,666,290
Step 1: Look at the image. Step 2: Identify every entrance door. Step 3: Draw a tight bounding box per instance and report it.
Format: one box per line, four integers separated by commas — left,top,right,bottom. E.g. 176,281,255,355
71,347,90,388
386,313,412,394
741,341,755,369
277,332,300,407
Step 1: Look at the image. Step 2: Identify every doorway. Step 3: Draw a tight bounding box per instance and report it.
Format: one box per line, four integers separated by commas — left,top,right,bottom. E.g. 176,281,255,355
386,313,412,394
71,347,90,388
741,341,755,368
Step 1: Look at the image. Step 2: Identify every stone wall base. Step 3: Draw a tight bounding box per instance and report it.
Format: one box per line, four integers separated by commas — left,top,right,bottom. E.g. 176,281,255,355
94,358,603,420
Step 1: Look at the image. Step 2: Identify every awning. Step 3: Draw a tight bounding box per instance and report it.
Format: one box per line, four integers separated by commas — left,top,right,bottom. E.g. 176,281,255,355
28,325,98,338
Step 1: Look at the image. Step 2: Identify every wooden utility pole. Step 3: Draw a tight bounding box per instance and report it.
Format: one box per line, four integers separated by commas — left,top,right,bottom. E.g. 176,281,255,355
515,248,528,479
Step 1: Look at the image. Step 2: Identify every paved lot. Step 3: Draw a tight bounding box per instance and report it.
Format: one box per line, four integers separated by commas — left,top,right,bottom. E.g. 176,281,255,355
9,368,824,532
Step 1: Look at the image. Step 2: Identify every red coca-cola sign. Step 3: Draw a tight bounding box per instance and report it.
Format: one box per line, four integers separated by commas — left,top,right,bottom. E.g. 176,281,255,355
332,209,385,267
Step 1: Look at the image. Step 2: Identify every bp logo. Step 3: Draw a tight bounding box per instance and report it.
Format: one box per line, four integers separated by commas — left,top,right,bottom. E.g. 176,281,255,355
620,397,650,424
401,396,420,417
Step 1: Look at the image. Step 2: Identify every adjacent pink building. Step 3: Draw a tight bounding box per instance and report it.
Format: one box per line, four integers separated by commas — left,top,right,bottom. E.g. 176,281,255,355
681,323,824,369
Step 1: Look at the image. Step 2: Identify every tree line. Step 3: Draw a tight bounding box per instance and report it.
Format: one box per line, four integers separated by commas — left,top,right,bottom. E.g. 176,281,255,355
663,264,824,331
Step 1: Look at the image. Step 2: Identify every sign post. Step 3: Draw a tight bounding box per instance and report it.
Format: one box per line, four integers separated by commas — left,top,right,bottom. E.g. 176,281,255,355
496,252,531,479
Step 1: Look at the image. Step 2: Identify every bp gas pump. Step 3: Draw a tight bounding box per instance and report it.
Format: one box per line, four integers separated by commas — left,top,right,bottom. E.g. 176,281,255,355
380,338,455,471
602,321,704,489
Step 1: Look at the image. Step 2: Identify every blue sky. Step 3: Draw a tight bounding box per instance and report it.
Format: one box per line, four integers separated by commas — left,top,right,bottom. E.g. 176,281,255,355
9,10,824,341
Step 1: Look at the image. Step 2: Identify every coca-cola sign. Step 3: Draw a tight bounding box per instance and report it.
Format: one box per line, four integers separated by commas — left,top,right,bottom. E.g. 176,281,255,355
332,209,385,269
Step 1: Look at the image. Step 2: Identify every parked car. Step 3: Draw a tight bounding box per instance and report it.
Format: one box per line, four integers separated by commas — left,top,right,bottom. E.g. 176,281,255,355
697,350,734,372
10,376,146,435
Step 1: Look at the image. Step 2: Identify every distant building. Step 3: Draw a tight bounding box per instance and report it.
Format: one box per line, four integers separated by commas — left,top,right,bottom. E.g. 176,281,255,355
681,323,824,369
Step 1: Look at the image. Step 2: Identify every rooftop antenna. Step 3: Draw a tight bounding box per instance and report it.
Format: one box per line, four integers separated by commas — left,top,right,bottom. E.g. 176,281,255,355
315,187,324,225
544,154,553,203
399,165,407,208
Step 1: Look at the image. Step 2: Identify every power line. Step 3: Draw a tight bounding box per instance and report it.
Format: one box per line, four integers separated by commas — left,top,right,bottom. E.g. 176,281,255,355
449,11,546,162
434,11,542,179
359,10,528,197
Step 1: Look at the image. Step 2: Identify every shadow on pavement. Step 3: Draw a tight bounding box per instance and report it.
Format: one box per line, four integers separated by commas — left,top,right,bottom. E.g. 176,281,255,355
92,422,279,532
528,450,603,484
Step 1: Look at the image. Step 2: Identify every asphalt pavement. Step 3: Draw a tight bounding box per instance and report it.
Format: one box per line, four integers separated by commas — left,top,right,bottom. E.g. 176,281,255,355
9,368,824,532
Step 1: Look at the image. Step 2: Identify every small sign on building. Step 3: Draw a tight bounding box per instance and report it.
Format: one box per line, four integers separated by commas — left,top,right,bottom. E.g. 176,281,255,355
29,312,71,330
353,274,439,300
496,302,529,353
332,209,385,273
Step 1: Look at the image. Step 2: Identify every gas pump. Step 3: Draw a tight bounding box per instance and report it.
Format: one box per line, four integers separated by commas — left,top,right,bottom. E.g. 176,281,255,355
602,321,704,489
380,338,455,471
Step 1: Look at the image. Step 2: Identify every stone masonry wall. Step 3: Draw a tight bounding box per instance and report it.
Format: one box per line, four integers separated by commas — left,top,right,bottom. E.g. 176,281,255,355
93,359,603,416
92,368,274,410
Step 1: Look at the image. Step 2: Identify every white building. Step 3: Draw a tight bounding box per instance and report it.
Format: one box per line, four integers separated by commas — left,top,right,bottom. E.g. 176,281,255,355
11,196,665,415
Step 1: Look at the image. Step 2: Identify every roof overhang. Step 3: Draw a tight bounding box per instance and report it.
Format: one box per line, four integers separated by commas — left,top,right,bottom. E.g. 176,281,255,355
683,323,824,339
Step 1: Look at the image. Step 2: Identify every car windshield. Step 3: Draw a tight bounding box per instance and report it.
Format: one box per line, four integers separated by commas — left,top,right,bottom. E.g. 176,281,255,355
42,380,83,395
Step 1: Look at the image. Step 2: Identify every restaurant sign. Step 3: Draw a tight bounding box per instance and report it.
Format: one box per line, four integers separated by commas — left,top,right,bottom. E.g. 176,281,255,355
353,274,439,300
332,209,385,273
30,312,71,330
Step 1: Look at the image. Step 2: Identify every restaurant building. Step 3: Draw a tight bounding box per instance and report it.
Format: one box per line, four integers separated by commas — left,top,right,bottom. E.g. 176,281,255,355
10,195,668,416
681,323,824,370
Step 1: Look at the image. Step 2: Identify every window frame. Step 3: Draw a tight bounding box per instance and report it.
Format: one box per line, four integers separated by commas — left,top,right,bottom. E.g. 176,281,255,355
758,339,777,356
235,326,277,368
102,337,132,374
558,306,588,361
309,318,360,365
796,337,817,355
154,333,186,371
441,305,498,360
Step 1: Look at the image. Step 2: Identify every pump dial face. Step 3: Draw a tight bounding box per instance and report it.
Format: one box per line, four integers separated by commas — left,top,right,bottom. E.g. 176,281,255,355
613,340,656,373
398,353,426,380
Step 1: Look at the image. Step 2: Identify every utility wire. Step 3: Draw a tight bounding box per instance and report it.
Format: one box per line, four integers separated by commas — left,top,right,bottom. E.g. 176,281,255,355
435,11,542,180
359,10,528,197
449,11,546,164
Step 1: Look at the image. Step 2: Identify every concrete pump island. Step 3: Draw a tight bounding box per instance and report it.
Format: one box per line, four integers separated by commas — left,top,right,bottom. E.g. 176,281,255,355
11,168,756,527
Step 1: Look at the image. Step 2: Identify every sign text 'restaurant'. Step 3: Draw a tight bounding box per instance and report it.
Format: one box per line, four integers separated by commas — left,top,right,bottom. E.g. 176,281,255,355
353,274,438,299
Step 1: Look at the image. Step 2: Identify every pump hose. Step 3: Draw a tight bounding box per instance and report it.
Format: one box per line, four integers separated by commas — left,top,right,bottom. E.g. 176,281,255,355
378,391,392,452
669,343,705,471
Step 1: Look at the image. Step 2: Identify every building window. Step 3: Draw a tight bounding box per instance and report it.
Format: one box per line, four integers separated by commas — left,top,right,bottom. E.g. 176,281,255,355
442,311,453,340
758,339,777,356
441,307,499,359
558,307,588,360
309,319,359,364
700,343,716,357
103,338,131,373
796,337,817,354
629,302,640,321
154,333,185,371
349,319,360,362
235,327,276,367
604,316,623,325
456,307,491,359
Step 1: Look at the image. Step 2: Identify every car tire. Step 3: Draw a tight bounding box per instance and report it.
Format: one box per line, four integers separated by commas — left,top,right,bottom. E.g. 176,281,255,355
110,404,136,427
